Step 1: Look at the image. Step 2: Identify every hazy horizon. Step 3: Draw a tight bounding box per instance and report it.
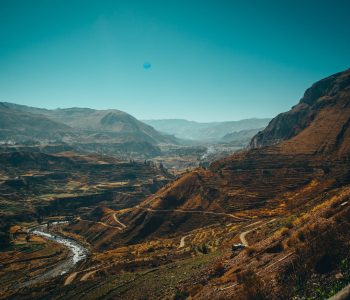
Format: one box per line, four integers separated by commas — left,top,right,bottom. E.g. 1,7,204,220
1,0,350,122
2,100,273,123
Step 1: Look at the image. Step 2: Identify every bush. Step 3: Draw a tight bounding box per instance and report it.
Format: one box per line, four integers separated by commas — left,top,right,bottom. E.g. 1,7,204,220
281,227,290,236
173,289,189,300
0,231,11,251
186,284,204,296
197,244,209,254
265,242,284,254
297,231,306,242
213,262,225,277
245,246,257,257
237,269,267,300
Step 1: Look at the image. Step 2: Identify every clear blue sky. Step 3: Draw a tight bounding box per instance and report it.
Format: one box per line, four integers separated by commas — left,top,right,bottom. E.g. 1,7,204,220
1,0,349,122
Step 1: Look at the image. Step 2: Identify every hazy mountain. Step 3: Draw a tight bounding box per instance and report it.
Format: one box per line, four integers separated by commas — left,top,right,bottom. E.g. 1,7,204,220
0,102,181,157
143,118,271,141
2,103,177,145
220,127,265,145
0,103,75,143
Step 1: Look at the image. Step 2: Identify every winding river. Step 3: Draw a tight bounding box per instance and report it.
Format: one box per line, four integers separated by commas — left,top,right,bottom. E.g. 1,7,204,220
18,222,88,288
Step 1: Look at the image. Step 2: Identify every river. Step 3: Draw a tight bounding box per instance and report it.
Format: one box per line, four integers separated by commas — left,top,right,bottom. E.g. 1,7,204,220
18,222,88,288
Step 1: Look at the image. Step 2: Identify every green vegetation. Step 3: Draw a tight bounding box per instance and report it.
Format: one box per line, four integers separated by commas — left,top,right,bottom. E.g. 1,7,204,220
49,250,222,300
196,243,210,254
0,231,11,251
13,243,45,253
309,258,350,299
173,290,189,300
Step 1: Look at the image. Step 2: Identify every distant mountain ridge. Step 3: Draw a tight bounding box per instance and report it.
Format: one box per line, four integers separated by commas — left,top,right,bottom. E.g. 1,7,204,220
143,118,271,141
220,127,265,145
0,103,74,143
0,102,178,157
1,102,176,144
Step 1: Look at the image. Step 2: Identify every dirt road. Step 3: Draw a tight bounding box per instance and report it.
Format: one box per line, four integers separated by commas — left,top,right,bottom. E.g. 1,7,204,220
136,205,250,221
112,213,127,228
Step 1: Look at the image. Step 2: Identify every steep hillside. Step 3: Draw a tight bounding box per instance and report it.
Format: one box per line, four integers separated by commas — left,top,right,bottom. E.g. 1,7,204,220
118,68,350,243
3,69,350,300
0,103,74,143
0,149,172,248
250,68,350,155
31,68,350,300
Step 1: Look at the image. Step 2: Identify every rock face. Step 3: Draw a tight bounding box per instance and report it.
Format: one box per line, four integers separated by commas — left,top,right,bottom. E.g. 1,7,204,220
250,68,350,155
120,69,350,242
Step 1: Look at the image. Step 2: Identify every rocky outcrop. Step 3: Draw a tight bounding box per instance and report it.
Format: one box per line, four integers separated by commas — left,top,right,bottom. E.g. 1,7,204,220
250,68,350,154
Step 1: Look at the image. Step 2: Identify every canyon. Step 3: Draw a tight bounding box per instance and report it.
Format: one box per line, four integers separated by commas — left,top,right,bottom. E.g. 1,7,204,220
1,68,350,299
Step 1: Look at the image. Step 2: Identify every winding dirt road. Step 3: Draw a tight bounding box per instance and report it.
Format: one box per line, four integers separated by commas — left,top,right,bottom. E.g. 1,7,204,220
78,216,122,230
112,213,127,228
136,205,250,221
178,235,190,248
239,219,276,246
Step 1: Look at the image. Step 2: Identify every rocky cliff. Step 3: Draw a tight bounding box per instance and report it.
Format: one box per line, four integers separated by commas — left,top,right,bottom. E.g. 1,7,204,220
250,68,350,156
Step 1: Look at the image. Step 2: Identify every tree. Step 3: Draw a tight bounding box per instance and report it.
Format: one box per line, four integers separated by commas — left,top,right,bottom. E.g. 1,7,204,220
37,215,44,224
0,231,11,250
25,234,31,243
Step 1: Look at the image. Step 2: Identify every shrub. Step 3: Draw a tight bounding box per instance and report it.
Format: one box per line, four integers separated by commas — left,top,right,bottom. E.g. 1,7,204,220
237,269,267,300
265,242,284,254
0,231,11,251
213,262,225,277
245,246,257,257
279,227,290,237
297,231,305,242
186,284,204,296
197,244,209,254
173,289,189,300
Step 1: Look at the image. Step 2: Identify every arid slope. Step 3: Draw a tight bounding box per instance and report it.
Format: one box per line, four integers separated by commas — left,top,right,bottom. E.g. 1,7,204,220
120,68,350,244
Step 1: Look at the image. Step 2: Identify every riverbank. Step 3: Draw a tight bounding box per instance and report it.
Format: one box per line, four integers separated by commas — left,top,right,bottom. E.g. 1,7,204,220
17,222,88,288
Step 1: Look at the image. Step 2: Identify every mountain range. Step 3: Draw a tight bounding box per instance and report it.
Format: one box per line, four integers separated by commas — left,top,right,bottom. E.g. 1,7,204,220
0,102,179,157
1,68,350,300
0,102,272,159
142,118,271,141
86,68,350,298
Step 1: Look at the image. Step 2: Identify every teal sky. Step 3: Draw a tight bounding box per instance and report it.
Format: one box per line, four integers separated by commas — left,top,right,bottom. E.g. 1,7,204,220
1,0,349,122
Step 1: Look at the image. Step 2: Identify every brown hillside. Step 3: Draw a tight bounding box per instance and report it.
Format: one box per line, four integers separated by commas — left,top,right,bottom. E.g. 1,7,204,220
119,69,350,244
250,68,350,155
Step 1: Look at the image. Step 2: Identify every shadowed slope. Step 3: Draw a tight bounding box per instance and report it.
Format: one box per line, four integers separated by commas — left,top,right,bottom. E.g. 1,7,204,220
250,68,350,155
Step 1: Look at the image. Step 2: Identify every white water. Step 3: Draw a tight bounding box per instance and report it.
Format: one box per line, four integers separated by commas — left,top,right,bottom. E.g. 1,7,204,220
16,222,88,288
31,228,87,265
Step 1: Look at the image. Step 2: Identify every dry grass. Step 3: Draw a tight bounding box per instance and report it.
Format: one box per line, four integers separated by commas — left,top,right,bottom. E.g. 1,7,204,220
245,246,257,257
237,269,268,300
